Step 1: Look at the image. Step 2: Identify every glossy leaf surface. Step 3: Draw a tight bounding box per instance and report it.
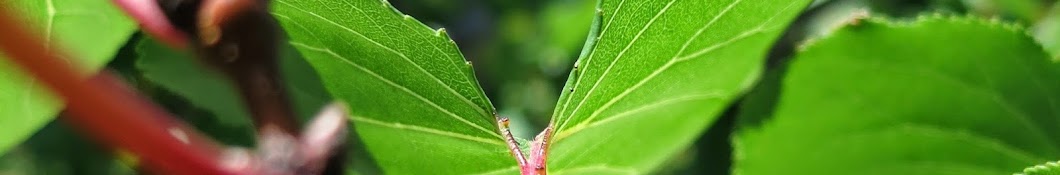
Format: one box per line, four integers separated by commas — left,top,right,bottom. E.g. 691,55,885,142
271,0,510,174
1019,161,1060,175
546,0,811,173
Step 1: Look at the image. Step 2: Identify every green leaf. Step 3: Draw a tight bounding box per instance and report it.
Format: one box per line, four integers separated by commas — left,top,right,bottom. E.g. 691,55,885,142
135,38,331,126
734,17,1060,175
271,0,510,174
136,39,251,126
273,0,810,173
546,0,811,173
1019,161,1060,175
0,0,136,154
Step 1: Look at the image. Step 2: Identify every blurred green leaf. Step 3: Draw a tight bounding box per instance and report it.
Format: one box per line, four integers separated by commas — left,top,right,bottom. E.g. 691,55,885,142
868,0,966,18
135,38,330,126
272,0,511,174
1019,161,1060,175
735,17,1060,175
537,0,597,73
8,121,136,175
0,0,136,154
1034,3,1060,59
963,0,1046,23
136,39,251,126
546,0,811,173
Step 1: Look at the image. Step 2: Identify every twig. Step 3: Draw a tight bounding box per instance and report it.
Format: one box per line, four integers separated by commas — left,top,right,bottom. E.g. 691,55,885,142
0,8,243,175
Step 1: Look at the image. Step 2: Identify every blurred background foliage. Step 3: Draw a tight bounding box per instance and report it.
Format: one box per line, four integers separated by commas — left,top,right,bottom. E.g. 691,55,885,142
1,0,1058,174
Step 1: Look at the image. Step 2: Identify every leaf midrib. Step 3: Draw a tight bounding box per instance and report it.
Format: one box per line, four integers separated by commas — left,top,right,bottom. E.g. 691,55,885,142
553,0,804,142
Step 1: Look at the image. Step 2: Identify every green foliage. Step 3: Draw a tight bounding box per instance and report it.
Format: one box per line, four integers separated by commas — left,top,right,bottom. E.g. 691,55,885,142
273,0,813,173
273,0,809,171
546,0,810,173
734,17,1060,175
271,0,510,174
0,0,135,154
4,0,1060,174
0,122,135,175
136,39,252,126
135,39,331,126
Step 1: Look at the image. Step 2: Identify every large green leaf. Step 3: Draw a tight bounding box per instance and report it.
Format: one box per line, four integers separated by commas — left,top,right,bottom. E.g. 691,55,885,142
734,17,1060,175
274,0,811,173
0,0,136,154
545,0,810,173
271,0,510,174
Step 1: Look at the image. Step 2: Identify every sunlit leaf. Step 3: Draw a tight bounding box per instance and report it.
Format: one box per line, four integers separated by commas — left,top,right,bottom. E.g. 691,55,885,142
0,0,136,154
271,0,511,174
734,17,1060,175
546,0,811,173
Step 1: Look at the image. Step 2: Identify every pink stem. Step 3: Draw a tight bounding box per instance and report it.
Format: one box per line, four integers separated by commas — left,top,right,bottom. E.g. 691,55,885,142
111,0,188,48
498,118,534,174
528,126,552,175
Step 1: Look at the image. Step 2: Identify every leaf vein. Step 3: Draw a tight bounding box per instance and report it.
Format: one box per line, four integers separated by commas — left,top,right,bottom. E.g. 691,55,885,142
553,164,639,175
571,0,753,130
290,42,502,139
555,93,723,141
471,166,519,175
275,0,492,119
352,116,504,146
559,0,678,131
554,0,630,121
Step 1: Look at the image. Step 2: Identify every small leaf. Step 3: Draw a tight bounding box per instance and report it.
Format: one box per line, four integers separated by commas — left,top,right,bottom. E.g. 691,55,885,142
135,38,331,125
0,0,136,154
734,16,1060,175
547,0,811,173
272,0,512,174
136,39,251,126
1019,161,1060,175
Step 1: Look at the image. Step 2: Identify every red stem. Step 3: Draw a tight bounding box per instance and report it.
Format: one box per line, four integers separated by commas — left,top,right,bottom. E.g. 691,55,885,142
111,0,188,48
0,9,241,175
499,117,538,175
529,126,552,175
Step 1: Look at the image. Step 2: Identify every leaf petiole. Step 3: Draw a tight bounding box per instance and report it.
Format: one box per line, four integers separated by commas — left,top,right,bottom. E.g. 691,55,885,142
498,117,552,175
